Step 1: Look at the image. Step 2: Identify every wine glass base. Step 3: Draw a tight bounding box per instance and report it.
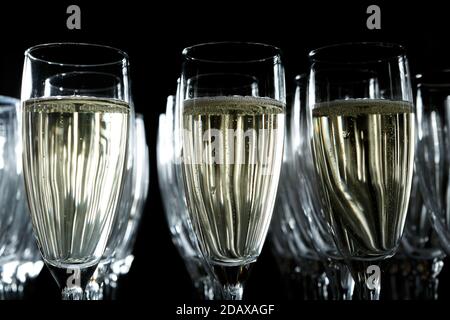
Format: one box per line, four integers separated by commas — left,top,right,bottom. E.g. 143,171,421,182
46,262,98,290
208,262,254,300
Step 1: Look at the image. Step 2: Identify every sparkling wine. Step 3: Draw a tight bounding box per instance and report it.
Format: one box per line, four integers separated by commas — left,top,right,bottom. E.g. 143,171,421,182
23,97,129,268
312,99,415,260
182,96,285,266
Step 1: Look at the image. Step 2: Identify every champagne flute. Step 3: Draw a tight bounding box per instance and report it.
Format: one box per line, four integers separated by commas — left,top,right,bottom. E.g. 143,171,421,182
21,43,131,300
179,42,285,300
308,42,415,299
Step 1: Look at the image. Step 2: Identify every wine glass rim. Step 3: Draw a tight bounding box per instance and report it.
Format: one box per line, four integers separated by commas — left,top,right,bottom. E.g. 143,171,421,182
309,42,406,64
136,112,144,119
295,74,308,81
25,42,129,67
0,95,19,107
416,70,450,87
182,41,282,64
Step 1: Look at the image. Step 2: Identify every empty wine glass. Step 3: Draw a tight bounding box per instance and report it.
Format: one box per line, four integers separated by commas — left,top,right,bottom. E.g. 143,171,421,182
269,104,329,300
399,170,445,299
415,71,450,253
308,43,415,300
2,180,44,300
83,110,136,300
384,166,445,300
85,112,149,300
0,96,21,260
179,42,285,300
0,95,36,299
14,208,44,298
106,113,149,297
158,95,218,300
413,71,450,299
21,43,132,299
289,75,354,300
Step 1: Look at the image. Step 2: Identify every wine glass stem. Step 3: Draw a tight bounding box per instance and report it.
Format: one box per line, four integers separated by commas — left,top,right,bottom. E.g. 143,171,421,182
222,284,243,300
350,261,381,300
325,261,355,300
61,286,84,300
84,280,103,300
356,278,380,300
428,258,443,300
413,258,443,300
200,277,215,300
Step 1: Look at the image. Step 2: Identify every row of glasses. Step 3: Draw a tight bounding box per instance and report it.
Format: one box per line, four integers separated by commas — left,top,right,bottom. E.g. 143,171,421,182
165,41,416,301
274,64,450,300
15,40,418,301
17,41,444,301
320,68,450,300
284,65,450,301
270,43,418,301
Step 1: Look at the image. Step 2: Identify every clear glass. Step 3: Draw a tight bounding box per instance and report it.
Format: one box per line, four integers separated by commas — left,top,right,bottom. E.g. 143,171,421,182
269,94,330,300
288,75,354,300
389,170,445,300
108,113,149,296
384,166,445,300
84,109,136,300
0,96,43,299
86,112,149,300
413,71,450,299
400,172,445,299
158,95,219,300
308,42,415,300
415,71,450,251
179,42,286,300
402,173,444,260
0,97,21,262
20,43,132,300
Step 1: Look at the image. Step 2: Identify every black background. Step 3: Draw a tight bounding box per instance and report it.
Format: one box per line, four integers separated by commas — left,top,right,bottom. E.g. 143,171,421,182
1,0,450,308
